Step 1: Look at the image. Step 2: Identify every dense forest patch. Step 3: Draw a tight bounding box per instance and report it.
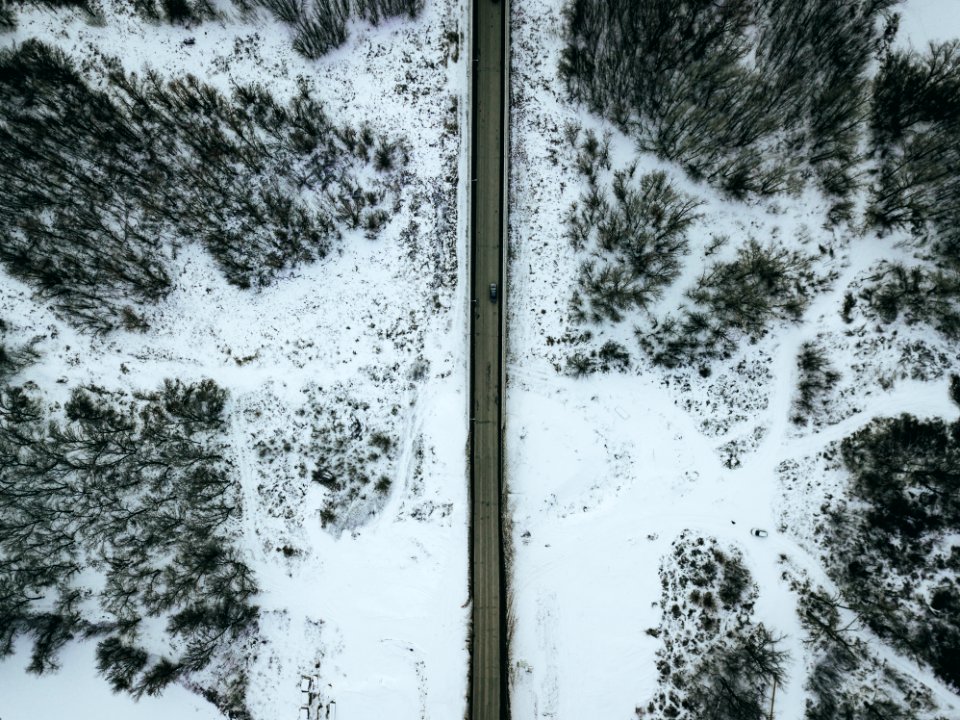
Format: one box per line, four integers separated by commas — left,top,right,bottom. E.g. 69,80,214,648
560,0,898,201
0,40,406,332
821,414,960,690
862,41,960,339
0,323,257,714
792,577,943,720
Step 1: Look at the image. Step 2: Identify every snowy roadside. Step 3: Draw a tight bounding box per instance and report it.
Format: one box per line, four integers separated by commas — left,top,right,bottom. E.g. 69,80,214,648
0,0,471,718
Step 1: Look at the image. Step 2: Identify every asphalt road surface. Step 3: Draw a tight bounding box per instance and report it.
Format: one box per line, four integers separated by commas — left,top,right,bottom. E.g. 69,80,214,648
469,0,508,718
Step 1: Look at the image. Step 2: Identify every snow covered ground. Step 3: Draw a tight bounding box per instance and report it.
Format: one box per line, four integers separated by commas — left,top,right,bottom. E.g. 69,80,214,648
897,0,960,49
506,0,960,718
4,0,960,716
0,1,470,718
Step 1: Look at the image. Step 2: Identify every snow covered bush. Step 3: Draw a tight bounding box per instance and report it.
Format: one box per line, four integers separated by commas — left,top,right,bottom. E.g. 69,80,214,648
568,168,702,324
640,239,823,368
0,41,405,332
791,341,841,425
0,320,39,383
0,0,15,30
354,0,421,24
636,533,787,720
5,0,423,39
563,341,630,377
3,0,216,25
131,0,218,24
244,383,401,534
861,262,960,339
259,0,424,58
291,0,351,57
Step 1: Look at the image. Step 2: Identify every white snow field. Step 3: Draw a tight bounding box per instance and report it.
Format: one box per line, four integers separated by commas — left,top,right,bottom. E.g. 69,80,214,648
0,0,471,718
897,0,960,49
506,0,960,719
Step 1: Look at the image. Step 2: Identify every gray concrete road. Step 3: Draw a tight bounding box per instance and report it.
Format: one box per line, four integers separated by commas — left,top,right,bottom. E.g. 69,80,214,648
469,0,507,718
